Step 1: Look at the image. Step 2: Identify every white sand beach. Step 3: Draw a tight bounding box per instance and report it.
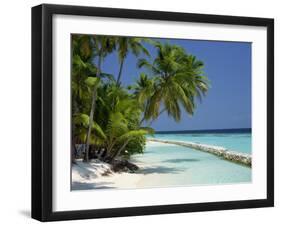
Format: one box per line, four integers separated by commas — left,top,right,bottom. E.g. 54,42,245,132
72,141,182,190
72,159,143,190
72,141,251,190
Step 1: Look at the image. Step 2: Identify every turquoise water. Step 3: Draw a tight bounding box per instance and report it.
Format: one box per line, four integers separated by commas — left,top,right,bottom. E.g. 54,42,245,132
132,133,251,187
150,133,251,153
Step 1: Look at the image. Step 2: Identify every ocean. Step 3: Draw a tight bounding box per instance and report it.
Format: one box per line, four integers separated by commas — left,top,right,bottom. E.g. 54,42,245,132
131,129,252,187
151,129,251,154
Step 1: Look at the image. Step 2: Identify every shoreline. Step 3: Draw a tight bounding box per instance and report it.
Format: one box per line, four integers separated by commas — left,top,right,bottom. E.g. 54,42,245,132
147,138,251,167
72,157,154,190
72,140,251,190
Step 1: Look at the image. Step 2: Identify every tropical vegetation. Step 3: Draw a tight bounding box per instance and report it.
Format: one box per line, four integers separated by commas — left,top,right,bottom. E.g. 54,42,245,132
71,34,209,164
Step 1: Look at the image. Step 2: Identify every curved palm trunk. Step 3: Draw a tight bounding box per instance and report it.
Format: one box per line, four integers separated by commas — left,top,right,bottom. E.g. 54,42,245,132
140,108,166,126
116,58,125,86
84,55,102,162
110,139,130,161
140,116,145,125
148,108,166,126
140,104,150,125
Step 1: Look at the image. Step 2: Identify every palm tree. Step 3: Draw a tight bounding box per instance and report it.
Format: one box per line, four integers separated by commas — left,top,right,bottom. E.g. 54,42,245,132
97,83,153,157
116,37,150,86
103,112,148,161
74,83,149,162
128,73,156,124
137,42,209,123
84,36,116,162
71,35,95,162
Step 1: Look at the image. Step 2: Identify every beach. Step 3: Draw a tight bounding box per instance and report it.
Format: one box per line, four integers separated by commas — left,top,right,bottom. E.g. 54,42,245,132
72,134,251,190
70,34,252,192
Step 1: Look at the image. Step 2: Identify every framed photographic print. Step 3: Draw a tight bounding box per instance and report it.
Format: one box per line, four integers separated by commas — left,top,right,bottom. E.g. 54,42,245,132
31,4,274,221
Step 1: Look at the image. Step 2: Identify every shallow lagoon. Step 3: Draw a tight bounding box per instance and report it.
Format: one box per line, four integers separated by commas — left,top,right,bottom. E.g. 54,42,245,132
131,133,252,187
149,133,251,153
72,133,252,190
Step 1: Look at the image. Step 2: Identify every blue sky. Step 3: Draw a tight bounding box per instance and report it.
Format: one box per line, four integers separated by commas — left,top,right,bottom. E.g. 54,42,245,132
101,38,251,131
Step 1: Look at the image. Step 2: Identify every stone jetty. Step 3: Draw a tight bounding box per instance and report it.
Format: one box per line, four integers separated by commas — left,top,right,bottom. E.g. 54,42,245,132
147,138,251,167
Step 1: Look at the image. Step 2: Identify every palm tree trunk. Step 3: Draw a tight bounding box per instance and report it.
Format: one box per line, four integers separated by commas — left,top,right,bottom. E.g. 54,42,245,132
148,108,166,126
71,139,77,163
111,140,130,161
140,116,145,125
84,54,102,162
116,58,124,86
140,108,166,126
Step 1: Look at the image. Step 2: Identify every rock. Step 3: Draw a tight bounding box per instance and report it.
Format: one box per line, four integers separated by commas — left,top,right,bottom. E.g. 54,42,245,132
147,138,251,167
111,159,139,173
101,169,112,176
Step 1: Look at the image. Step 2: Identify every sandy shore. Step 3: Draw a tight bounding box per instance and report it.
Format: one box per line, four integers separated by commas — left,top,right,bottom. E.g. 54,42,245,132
72,160,139,190
72,141,179,190
72,141,251,190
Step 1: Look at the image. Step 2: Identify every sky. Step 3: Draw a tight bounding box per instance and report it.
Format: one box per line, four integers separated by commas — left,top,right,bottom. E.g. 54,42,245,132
101,37,251,131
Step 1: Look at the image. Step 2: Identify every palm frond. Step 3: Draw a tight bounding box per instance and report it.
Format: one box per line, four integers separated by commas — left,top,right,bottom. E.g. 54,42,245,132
117,129,148,143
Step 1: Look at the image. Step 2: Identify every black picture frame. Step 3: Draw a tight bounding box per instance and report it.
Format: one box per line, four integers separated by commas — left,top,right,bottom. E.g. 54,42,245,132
32,3,274,222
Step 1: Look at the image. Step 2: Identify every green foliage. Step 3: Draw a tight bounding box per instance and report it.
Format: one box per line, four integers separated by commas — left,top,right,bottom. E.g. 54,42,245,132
85,77,100,88
136,41,209,122
72,113,106,144
116,37,151,85
71,34,209,161
123,135,146,157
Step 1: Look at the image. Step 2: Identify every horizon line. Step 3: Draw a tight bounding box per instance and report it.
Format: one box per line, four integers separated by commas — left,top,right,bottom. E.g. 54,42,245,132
154,128,251,133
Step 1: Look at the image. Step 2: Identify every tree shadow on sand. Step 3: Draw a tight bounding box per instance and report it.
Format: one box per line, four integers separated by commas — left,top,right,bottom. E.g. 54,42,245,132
136,165,183,175
162,158,200,164
71,181,116,190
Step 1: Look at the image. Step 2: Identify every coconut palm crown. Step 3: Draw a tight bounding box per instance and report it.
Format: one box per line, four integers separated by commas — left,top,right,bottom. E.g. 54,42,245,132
136,42,209,123
116,37,150,86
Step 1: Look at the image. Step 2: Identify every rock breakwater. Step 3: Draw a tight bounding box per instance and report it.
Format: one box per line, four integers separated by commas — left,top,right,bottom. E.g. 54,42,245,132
147,138,251,167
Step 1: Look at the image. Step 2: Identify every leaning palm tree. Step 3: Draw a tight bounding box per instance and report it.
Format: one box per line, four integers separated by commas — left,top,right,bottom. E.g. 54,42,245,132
116,37,150,86
137,42,209,123
103,111,148,161
128,73,156,124
84,36,116,162
75,88,148,162
100,82,154,156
